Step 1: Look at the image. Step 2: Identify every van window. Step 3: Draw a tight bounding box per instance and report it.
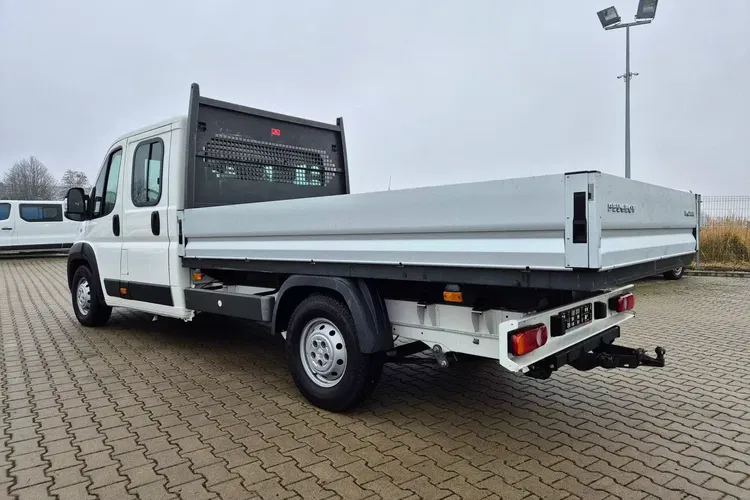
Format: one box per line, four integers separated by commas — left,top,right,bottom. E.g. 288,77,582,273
132,139,164,207
19,204,63,222
0,203,9,221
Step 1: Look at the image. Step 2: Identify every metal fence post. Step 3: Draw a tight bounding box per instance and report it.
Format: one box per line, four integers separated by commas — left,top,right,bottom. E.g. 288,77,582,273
696,193,702,269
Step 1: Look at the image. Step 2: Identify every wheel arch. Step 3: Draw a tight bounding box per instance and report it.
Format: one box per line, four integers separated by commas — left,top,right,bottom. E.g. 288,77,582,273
67,242,104,300
272,276,392,354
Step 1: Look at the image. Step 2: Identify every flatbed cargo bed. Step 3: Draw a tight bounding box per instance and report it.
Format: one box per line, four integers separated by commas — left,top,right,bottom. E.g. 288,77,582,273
178,84,697,292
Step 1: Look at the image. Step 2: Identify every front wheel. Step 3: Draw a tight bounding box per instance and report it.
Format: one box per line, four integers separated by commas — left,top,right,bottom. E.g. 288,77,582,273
663,267,684,280
285,294,383,412
71,266,112,326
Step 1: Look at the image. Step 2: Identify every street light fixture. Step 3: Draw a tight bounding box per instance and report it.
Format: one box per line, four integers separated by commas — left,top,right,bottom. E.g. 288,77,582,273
597,0,659,179
635,0,659,20
597,6,621,28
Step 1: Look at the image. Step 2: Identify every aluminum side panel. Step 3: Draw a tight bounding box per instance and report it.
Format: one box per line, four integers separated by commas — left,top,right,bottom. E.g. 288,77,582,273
593,174,697,269
183,174,570,270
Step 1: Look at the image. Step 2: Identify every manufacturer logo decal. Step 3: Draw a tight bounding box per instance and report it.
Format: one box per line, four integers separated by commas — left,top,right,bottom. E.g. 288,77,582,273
684,210,695,217
607,203,635,214
271,128,281,136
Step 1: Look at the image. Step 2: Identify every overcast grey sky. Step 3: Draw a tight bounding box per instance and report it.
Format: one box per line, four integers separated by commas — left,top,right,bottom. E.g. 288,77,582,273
0,0,748,195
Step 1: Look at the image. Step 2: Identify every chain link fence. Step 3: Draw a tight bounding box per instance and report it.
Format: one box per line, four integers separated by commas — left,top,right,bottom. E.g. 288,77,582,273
697,195,750,268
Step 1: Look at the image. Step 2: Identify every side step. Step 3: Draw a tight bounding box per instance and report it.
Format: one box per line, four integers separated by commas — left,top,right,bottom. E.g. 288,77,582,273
184,288,275,322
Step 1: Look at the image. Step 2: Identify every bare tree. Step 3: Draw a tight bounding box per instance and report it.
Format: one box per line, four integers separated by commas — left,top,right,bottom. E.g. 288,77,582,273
60,169,90,190
2,157,58,200
59,169,91,198
0,181,6,199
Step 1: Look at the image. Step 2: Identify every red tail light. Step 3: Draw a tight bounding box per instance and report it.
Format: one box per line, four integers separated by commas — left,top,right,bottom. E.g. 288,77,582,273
610,293,635,312
510,324,548,356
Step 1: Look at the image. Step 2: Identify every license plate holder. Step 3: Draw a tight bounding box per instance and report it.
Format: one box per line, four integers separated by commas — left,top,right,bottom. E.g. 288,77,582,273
550,303,592,337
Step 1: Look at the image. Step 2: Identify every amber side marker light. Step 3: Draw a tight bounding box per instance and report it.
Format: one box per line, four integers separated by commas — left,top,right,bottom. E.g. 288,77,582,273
443,284,463,303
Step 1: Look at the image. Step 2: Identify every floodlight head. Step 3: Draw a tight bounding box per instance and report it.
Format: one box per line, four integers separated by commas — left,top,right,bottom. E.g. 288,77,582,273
635,0,658,20
597,6,621,29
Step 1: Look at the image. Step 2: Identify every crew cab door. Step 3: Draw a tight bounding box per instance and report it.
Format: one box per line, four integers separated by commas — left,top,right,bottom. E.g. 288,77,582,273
119,124,174,309
87,144,125,297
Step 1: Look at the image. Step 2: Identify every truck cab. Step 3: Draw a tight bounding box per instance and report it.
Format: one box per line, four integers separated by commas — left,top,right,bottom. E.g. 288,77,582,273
66,116,193,321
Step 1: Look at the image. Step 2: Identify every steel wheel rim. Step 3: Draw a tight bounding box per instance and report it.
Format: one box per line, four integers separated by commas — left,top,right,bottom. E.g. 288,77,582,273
300,318,348,388
76,278,91,316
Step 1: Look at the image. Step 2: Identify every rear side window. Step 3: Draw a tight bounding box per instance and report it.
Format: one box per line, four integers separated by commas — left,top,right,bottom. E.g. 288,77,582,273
0,203,9,221
19,204,63,222
132,139,164,207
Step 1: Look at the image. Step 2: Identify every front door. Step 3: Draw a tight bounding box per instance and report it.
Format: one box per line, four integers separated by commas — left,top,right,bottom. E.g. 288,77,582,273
119,125,174,310
0,202,14,247
86,143,125,299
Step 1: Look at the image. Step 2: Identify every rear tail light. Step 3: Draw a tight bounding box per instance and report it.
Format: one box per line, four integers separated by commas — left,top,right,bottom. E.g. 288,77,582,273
510,324,548,356
609,293,635,313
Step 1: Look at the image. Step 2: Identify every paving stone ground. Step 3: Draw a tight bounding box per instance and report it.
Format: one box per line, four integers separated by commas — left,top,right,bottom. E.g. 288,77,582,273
1,256,749,500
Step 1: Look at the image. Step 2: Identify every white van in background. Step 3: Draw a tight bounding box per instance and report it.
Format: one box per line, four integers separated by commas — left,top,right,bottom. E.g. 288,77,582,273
0,200,81,254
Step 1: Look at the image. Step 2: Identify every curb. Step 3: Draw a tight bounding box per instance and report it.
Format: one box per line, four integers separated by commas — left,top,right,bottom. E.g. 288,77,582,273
685,269,750,278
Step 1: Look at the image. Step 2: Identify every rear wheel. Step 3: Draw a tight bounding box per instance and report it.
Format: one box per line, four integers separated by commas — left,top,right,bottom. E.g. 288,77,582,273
663,266,684,280
286,294,383,412
71,266,112,326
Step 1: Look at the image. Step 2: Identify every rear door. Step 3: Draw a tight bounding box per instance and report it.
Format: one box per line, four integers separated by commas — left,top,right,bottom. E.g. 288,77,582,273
119,124,174,309
0,202,13,247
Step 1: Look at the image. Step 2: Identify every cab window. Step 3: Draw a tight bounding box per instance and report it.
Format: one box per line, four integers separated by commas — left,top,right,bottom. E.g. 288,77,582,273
91,149,123,219
132,139,164,207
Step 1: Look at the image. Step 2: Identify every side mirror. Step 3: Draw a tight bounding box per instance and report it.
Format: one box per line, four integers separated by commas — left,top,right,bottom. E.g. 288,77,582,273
65,187,87,221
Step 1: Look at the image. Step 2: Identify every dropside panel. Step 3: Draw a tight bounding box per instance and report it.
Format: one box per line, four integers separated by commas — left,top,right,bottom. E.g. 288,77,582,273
593,174,697,270
182,174,570,271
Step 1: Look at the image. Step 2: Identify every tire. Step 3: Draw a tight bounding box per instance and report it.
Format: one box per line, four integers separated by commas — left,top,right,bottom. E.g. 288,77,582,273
71,265,112,327
663,267,684,280
285,293,383,412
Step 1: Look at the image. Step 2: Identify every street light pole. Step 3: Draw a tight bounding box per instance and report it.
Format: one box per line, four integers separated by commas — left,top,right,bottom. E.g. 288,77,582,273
625,25,631,179
608,20,650,179
597,1,659,180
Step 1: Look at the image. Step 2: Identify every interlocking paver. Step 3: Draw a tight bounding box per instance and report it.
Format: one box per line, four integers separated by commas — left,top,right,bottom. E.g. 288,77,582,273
3,258,750,500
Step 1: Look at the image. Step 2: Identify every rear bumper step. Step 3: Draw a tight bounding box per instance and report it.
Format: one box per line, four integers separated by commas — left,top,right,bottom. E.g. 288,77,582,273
525,326,666,379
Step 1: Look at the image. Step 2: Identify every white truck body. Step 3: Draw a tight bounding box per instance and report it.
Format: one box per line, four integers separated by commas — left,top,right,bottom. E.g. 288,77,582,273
0,200,81,253
61,84,694,411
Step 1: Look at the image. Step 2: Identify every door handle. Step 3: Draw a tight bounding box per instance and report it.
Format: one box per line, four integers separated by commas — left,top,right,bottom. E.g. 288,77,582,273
113,215,120,236
151,211,160,236
1,227,11,231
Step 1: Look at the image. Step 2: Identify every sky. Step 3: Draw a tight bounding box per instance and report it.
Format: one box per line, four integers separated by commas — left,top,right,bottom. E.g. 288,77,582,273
0,0,748,196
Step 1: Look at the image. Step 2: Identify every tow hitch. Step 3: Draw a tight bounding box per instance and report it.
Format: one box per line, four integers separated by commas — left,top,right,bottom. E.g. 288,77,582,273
524,326,666,380
569,344,666,371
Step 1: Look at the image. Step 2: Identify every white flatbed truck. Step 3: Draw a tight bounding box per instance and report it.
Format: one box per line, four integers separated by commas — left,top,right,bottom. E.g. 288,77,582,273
64,83,698,412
